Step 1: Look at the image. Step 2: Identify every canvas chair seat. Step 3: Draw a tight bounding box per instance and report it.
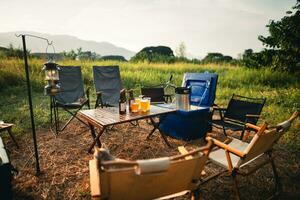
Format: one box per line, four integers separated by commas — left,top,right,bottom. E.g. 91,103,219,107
89,140,214,200
55,97,89,109
209,137,250,168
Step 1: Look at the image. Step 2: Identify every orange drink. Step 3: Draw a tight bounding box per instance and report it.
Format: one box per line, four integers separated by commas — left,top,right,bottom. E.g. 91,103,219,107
135,98,141,110
130,102,139,113
144,97,151,111
140,99,148,112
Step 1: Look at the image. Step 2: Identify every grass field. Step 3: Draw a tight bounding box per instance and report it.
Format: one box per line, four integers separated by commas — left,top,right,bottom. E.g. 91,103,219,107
0,58,299,149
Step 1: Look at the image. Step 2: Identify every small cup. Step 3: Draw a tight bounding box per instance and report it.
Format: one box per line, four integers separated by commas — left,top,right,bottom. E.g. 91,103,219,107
131,102,139,113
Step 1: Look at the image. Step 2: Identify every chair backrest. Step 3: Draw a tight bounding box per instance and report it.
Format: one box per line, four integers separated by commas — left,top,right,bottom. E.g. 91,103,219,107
237,111,299,167
141,87,165,103
55,66,85,104
93,66,122,106
224,94,266,124
90,141,214,199
182,72,218,107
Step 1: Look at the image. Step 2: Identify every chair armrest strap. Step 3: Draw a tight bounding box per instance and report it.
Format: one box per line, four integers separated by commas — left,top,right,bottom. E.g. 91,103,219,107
206,137,245,158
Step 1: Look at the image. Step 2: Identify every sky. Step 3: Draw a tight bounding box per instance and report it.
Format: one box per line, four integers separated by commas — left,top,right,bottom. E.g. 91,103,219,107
0,0,297,58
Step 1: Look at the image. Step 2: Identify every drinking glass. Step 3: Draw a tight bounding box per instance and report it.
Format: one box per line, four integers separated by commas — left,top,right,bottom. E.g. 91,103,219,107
144,97,151,111
140,99,148,112
130,102,139,113
135,98,141,110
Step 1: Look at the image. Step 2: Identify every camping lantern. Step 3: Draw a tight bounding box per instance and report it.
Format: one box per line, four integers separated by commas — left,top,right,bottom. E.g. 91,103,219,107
43,62,60,96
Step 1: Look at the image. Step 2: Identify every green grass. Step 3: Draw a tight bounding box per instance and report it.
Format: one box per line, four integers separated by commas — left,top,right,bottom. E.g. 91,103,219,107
0,58,299,149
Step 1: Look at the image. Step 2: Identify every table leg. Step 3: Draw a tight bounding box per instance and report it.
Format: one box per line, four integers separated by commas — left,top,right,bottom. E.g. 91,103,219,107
148,117,171,147
7,128,19,148
88,124,106,153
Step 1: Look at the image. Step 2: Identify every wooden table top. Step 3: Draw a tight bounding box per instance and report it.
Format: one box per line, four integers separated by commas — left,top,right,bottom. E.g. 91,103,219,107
78,105,176,127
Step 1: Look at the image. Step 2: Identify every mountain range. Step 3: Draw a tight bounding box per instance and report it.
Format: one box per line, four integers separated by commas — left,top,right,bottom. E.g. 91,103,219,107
0,31,135,59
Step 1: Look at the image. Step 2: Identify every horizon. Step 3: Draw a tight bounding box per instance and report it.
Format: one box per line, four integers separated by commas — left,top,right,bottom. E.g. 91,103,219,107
0,0,297,58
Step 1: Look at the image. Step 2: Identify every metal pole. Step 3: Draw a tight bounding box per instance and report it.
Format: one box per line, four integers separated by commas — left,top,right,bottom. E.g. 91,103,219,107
21,35,41,175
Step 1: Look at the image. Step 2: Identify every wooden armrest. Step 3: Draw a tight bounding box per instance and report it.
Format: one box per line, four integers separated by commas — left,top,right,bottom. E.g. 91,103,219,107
245,123,261,131
246,114,260,118
205,137,245,158
178,146,193,160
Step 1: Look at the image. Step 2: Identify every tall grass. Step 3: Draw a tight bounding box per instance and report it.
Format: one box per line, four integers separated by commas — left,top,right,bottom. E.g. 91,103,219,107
0,58,299,148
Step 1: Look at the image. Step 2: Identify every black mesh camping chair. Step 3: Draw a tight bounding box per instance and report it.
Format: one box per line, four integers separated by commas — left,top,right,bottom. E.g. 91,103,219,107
51,66,90,134
211,94,266,139
141,75,174,104
93,66,123,108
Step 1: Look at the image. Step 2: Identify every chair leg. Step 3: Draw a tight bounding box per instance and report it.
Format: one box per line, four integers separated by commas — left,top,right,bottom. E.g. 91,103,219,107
270,156,282,196
231,171,241,200
240,129,245,140
222,126,227,136
191,189,200,200
7,128,19,148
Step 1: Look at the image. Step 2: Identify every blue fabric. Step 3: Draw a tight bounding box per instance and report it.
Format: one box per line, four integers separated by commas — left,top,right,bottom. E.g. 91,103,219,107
158,72,218,140
159,107,210,140
182,72,218,107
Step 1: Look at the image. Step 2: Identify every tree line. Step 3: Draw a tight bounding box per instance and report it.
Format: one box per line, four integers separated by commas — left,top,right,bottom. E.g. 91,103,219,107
1,0,299,72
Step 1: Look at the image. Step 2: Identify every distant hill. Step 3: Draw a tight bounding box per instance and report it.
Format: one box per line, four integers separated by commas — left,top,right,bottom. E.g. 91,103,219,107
0,31,135,60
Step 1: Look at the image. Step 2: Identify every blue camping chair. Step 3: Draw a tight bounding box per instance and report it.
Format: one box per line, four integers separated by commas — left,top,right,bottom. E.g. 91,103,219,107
182,72,218,107
158,72,218,141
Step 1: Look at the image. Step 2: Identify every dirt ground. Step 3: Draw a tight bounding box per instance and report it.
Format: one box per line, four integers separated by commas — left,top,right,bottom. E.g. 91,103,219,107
3,119,300,200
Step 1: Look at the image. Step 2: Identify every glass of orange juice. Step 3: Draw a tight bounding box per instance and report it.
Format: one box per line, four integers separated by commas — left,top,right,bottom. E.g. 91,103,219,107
130,102,139,113
140,99,148,112
135,98,141,110
144,97,151,111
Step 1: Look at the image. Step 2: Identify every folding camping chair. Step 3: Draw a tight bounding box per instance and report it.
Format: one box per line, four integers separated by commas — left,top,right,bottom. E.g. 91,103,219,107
211,94,266,139
205,111,299,200
93,66,123,108
182,72,218,107
157,72,218,141
89,140,214,200
51,66,90,134
141,75,174,104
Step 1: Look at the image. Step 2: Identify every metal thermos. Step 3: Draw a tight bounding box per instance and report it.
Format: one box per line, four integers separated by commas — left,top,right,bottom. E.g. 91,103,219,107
175,87,190,111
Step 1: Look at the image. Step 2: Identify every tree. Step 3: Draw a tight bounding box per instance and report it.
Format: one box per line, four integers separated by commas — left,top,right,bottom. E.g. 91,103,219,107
175,42,186,58
256,0,300,72
130,46,175,63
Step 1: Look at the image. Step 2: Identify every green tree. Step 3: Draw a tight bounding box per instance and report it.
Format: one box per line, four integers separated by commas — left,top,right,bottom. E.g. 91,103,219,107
257,0,300,72
130,46,175,63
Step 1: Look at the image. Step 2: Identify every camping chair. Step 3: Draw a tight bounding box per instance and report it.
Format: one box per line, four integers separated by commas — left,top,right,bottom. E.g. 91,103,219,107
156,72,218,141
141,75,174,104
182,72,218,107
205,111,299,200
89,140,214,200
141,87,172,104
211,94,266,139
93,66,123,108
51,66,90,134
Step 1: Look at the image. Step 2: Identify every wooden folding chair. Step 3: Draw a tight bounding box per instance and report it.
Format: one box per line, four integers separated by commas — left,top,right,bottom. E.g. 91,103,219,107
89,140,214,200
206,111,299,200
